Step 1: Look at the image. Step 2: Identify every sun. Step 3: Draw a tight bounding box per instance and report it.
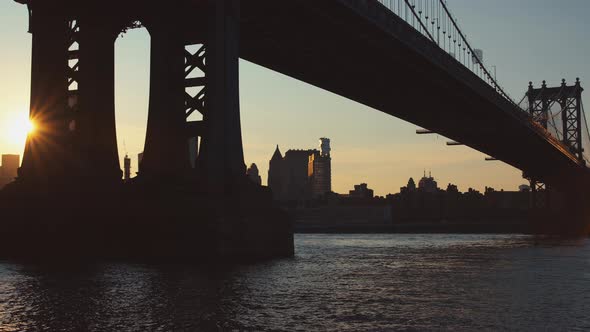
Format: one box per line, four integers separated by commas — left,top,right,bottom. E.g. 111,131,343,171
6,116,35,145
25,119,36,134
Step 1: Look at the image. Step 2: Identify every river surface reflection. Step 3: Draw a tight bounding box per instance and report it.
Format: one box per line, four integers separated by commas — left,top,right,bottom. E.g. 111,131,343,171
0,234,589,331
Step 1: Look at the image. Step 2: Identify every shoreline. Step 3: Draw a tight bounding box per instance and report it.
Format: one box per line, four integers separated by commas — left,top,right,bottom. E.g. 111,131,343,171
294,222,529,234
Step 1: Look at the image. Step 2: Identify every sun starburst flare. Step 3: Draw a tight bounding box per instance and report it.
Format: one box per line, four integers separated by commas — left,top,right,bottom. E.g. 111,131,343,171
3,115,35,148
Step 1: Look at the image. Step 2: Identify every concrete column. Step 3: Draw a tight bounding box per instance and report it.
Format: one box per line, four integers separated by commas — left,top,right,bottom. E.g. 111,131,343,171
20,3,71,182
76,16,122,182
142,21,189,178
198,0,246,189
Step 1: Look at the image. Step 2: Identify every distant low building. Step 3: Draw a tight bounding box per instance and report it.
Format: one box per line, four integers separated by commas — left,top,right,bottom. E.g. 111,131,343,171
485,189,530,210
391,172,530,226
519,184,531,192
246,163,262,186
407,178,417,192
349,183,374,199
0,154,19,189
293,205,392,232
446,183,459,194
1,155,19,178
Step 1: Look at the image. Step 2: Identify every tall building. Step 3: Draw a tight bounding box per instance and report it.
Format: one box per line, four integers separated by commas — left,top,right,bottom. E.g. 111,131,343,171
123,154,131,181
267,138,333,201
269,146,315,201
246,163,262,186
268,145,284,199
283,149,316,200
309,138,332,198
418,170,439,193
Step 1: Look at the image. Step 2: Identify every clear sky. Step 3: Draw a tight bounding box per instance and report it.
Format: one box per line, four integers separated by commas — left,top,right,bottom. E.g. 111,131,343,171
1,1,589,196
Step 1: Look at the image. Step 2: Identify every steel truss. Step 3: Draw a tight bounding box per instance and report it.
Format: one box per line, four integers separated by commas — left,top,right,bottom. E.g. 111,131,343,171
527,79,585,162
529,178,548,210
527,81,549,129
185,43,206,138
67,19,80,132
560,79,584,161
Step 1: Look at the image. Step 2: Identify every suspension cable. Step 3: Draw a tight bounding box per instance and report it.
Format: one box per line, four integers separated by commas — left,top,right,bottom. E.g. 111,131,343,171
438,1,517,107
403,0,437,43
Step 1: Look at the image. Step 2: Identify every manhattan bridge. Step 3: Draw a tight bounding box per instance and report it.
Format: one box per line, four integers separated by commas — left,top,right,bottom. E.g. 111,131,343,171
1,0,588,260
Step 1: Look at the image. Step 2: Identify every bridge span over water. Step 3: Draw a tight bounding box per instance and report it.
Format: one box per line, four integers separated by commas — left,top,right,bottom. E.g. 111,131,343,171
3,0,589,259
243,0,589,189
13,0,589,190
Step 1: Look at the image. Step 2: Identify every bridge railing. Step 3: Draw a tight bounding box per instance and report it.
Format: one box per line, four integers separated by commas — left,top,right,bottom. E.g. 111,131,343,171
376,0,519,107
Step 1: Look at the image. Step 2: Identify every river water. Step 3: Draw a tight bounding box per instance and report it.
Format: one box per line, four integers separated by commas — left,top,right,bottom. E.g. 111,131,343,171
0,234,589,331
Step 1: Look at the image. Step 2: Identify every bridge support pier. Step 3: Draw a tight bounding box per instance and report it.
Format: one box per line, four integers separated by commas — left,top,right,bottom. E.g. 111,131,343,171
140,0,246,190
141,19,191,179
526,178,590,235
19,2,72,184
76,13,122,182
18,3,124,186
197,0,246,190
529,179,549,210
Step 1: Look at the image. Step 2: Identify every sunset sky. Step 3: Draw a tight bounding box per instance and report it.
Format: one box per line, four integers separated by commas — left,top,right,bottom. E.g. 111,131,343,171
1,0,589,195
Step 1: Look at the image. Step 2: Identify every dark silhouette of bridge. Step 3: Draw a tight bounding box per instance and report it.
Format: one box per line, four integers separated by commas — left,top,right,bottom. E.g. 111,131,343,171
243,1,588,185
2,0,588,260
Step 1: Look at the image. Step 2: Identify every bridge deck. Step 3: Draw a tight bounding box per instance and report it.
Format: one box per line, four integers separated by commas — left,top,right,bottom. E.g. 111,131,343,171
240,0,587,187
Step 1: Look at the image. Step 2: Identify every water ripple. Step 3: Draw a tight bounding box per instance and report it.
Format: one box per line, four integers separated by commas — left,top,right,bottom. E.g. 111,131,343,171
0,234,589,331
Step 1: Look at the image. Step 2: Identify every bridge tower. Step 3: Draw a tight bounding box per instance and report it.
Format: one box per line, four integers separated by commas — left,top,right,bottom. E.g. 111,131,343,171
559,78,584,162
14,0,246,191
527,79,585,162
525,79,585,216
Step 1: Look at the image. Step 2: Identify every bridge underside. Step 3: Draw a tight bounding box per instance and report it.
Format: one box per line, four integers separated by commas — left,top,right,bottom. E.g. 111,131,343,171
240,0,589,191
14,0,589,189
